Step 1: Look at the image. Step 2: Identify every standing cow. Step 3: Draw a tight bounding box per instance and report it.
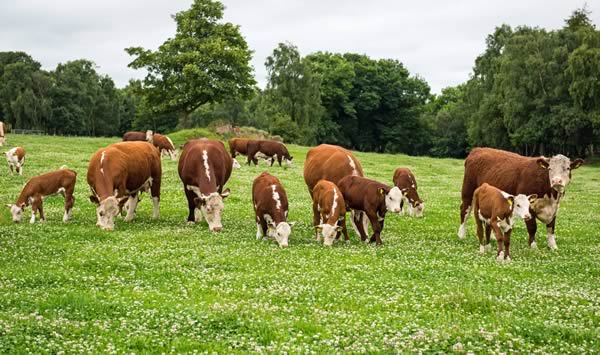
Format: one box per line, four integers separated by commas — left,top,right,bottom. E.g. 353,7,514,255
338,175,403,245
311,180,348,246
252,171,294,247
152,133,178,160
6,167,76,224
247,140,293,167
6,147,25,175
473,183,537,261
87,141,162,230
228,137,251,158
178,139,232,231
458,147,583,249
392,167,424,217
123,130,154,144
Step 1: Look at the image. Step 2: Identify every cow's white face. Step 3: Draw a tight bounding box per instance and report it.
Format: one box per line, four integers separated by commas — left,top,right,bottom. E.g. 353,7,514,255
168,149,178,161
511,194,537,221
232,159,241,169
96,196,121,230
285,157,293,168
268,221,293,248
318,223,342,246
6,203,24,223
385,186,403,213
198,189,230,232
538,155,583,193
408,202,425,218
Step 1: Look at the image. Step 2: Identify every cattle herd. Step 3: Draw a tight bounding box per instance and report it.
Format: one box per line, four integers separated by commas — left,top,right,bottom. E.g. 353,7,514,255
2,130,585,261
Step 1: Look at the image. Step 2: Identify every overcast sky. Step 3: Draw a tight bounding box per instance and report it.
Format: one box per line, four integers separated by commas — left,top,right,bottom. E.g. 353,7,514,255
1,0,597,93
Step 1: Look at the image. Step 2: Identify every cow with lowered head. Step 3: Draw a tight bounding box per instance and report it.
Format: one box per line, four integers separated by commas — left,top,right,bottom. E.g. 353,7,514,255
473,183,537,261
252,171,294,248
392,167,424,217
178,139,232,231
152,133,178,160
458,148,583,250
123,130,153,144
312,180,348,246
247,140,293,167
338,175,403,245
87,141,162,230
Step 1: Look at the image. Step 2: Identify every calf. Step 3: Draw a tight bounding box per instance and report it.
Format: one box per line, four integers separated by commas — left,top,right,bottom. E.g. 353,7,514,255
247,140,293,167
123,130,154,144
312,180,348,246
152,133,178,160
473,183,537,261
392,167,424,217
6,147,25,175
6,168,76,224
253,172,294,247
178,139,232,231
338,175,403,245
87,141,162,230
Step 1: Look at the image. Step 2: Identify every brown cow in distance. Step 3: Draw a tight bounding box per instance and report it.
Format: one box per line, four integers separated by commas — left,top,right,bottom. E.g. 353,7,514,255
178,139,233,231
123,130,153,144
87,141,162,230
247,140,293,167
458,147,583,250
311,180,348,246
6,167,76,224
228,138,251,158
473,183,537,261
338,175,403,245
252,171,294,247
152,133,178,160
393,167,424,217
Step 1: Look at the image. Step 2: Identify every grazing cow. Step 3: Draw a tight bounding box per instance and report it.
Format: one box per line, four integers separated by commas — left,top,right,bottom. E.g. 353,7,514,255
6,147,25,175
6,167,77,224
228,138,251,158
338,175,403,245
392,167,424,217
122,130,154,144
152,133,178,160
311,180,348,246
473,183,537,261
458,147,583,250
0,121,5,146
178,139,232,231
247,140,293,167
252,171,294,247
87,141,161,230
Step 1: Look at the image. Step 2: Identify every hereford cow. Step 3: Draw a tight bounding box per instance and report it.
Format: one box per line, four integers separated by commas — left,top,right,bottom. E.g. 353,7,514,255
392,167,424,217
252,171,294,247
228,138,251,158
87,141,162,230
247,140,293,167
6,167,77,224
122,130,154,144
152,133,178,160
178,139,232,231
458,147,583,250
6,147,25,175
338,175,403,245
312,180,348,246
0,121,5,146
473,183,537,261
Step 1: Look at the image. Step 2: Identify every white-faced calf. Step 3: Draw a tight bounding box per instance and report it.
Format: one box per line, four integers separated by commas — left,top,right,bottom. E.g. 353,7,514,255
253,172,294,247
6,168,76,224
6,147,25,175
312,180,348,246
473,183,537,261
393,167,424,217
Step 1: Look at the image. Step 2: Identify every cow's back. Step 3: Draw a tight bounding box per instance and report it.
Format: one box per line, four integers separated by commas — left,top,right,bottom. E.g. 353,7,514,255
304,144,364,192
123,131,147,142
179,139,232,189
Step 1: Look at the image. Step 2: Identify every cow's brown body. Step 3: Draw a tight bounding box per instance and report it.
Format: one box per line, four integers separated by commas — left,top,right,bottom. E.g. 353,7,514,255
459,147,583,249
123,130,153,143
393,167,423,216
303,144,364,193
311,180,348,244
228,138,251,158
252,171,291,247
247,140,292,167
152,133,177,159
9,168,77,223
338,175,392,245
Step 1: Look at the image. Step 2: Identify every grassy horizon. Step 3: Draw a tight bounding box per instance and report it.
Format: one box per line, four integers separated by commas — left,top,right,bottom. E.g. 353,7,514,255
0,134,598,353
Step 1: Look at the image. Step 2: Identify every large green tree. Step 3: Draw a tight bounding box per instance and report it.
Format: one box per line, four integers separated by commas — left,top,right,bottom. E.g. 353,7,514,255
126,0,256,127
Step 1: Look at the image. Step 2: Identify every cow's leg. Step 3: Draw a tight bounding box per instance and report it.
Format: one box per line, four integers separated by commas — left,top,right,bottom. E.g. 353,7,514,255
63,191,75,222
503,229,512,261
150,175,161,219
312,203,321,241
484,224,492,252
38,202,45,222
490,221,505,261
256,216,264,240
185,188,197,223
349,210,367,241
124,195,138,222
8,164,13,174
367,213,384,245
525,217,538,248
399,199,406,215
30,197,40,224
476,219,485,254
260,218,268,238
340,217,350,241
458,202,472,239
546,217,558,250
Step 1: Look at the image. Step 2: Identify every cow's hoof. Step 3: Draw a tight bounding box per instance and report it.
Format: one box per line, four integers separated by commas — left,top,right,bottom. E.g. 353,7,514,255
484,244,491,252
479,245,485,254
186,221,195,225
496,251,505,261
457,225,466,239
530,241,538,249
549,244,558,251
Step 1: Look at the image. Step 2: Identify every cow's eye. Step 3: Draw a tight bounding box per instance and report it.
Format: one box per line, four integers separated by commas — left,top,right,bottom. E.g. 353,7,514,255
99,211,105,217
517,204,521,208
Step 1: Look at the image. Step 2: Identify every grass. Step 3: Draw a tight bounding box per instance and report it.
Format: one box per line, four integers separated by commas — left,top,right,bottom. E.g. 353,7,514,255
0,134,599,353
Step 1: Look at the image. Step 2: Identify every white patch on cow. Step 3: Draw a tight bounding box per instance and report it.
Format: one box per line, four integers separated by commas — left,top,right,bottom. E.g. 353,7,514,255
29,210,36,224
479,244,485,254
385,186,403,213
124,195,139,222
57,187,66,195
411,184,415,188
546,154,573,193
349,210,362,238
484,244,491,252
152,196,159,218
100,151,106,175
547,226,558,250
187,185,202,197
320,223,338,246
202,150,211,181
256,223,263,239
268,222,291,248
285,158,292,167
194,208,202,222
166,136,174,149
376,211,384,222
332,187,339,213
497,216,513,233
232,159,241,169
347,155,358,176
458,205,472,239
530,241,538,249
531,193,560,225
271,185,281,210
497,250,505,261
63,208,72,222
512,194,533,221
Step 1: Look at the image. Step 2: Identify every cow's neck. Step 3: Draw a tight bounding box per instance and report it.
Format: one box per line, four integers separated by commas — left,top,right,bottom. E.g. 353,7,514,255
94,175,117,201
533,189,563,224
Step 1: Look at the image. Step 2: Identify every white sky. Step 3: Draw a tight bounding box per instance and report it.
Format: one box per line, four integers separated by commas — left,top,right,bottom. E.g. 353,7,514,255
1,0,597,93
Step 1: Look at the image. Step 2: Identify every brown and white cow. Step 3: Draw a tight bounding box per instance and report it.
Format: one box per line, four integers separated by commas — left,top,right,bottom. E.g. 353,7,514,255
122,130,154,144
228,138,251,158
247,140,293,167
458,147,583,250
473,183,537,261
87,141,162,230
152,133,178,160
0,121,5,146
338,175,403,245
392,167,424,217
178,139,232,231
6,147,25,175
312,180,348,246
6,167,77,224
252,171,294,247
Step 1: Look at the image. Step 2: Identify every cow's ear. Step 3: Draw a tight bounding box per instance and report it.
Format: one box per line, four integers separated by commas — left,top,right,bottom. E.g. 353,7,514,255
221,188,231,198
402,188,409,197
378,187,385,195
537,157,550,169
193,197,203,206
288,221,296,228
506,196,514,207
528,194,538,203
570,158,584,170
89,195,99,204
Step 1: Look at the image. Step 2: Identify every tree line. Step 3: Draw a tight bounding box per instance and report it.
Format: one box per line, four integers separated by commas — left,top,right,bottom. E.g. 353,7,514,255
1,1,598,158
